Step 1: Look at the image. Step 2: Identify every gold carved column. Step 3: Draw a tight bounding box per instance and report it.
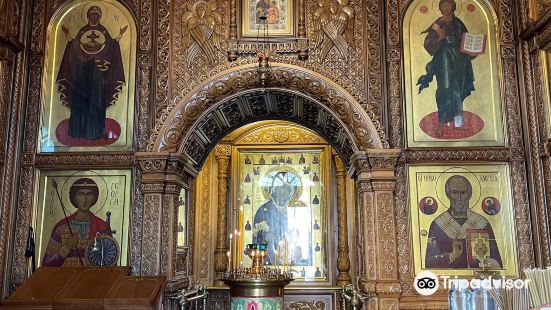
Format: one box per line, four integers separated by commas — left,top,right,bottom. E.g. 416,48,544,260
136,152,196,294
214,144,231,285
352,149,401,309
335,155,351,286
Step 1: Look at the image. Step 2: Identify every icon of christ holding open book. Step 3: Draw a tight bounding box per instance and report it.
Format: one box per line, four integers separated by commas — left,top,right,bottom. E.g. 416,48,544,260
417,0,486,138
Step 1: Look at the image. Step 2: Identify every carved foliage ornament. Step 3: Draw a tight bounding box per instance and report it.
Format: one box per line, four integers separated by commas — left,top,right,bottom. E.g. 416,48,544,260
182,1,225,65
289,301,326,310
312,0,354,61
237,126,326,144
169,0,369,129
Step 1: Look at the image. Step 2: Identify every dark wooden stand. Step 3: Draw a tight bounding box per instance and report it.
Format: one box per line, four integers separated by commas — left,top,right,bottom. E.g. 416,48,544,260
0,267,166,309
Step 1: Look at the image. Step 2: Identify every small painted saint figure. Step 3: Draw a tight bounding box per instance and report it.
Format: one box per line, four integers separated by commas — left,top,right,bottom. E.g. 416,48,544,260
267,1,280,24
256,0,271,23
312,173,319,182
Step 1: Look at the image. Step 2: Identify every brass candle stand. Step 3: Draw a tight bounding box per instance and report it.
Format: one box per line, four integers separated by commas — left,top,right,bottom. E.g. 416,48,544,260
222,243,293,310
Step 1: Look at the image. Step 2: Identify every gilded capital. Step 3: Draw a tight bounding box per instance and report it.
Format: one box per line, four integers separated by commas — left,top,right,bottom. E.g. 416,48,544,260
136,152,195,193
349,149,401,180
214,144,231,157
366,149,400,170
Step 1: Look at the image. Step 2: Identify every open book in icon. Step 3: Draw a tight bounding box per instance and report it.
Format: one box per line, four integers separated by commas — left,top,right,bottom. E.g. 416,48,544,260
460,33,487,56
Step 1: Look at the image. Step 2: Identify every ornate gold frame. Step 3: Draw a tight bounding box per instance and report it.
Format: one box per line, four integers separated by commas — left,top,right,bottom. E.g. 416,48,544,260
408,163,518,277
540,48,551,138
32,168,132,268
402,0,505,148
241,0,294,37
231,144,335,286
39,0,137,152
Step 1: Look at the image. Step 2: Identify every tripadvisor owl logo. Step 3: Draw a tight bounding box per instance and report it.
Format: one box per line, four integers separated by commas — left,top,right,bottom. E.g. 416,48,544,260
414,271,439,296
413,271,531,296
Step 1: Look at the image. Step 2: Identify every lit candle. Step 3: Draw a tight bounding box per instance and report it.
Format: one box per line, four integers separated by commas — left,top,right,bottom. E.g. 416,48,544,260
284,238,288,272
274,250,278,272
237,232,241,269
234,230,238,271
229,234,233,272
227,251,231,273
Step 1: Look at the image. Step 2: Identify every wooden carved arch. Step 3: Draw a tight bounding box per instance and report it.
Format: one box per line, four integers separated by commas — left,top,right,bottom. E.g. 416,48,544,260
151,63,388,172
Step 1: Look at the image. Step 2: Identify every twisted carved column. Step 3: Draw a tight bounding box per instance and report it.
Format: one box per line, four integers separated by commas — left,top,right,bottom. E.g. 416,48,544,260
214,144,231,285
335,155,351,286
352,149,401,309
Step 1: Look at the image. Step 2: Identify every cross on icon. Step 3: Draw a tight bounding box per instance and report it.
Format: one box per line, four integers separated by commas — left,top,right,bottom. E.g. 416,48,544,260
87,31,99,42
473,237,489,258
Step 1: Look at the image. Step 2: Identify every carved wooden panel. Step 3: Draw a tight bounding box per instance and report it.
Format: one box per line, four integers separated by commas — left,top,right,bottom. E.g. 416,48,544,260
375,191,397,280
529,0,551,21
285,294,333,310
520,0,551,267
163,0,381,143
4,0,152,294
141,194,162,275
234,124,326,145
0,23,28,295
131,169,144,274
0,60,11,162
0,55,15,293
194,155,214,282
525,51,551,266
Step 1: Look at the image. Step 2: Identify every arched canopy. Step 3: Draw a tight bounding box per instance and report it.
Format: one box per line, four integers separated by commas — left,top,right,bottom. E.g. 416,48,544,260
152,64,387,171
180,89,361,169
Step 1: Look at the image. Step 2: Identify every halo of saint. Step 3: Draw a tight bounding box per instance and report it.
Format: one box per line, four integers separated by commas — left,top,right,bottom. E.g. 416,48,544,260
60,171,109,215
435,167,481,209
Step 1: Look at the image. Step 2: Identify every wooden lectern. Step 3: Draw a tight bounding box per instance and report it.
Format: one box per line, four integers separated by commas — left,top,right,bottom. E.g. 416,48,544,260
0,267,166,310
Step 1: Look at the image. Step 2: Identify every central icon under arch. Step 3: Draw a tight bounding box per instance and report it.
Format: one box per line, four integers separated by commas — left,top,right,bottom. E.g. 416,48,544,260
236,148,329,281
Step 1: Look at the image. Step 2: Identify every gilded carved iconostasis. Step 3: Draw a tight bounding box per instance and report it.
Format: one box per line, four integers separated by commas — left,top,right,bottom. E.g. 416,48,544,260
1,0,551,309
